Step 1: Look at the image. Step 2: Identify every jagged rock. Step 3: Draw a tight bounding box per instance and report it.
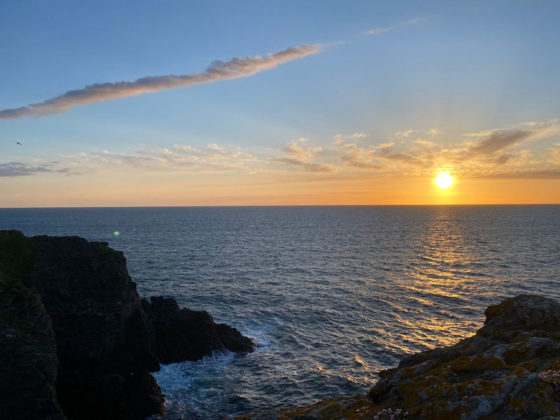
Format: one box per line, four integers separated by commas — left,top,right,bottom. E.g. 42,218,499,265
240,295,560,419
0,282,65,420
143,296,255,363
367,295,560,419
22,234,163,420
0,230,254,420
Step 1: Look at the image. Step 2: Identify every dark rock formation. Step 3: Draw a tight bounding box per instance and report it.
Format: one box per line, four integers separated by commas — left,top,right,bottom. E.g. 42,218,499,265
0,230,255,420
240,295,560,419
23,234,163,420
0,283,65,420
143,296,255,363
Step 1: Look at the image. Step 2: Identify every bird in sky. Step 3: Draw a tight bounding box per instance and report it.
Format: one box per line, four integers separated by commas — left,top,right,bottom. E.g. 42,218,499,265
16,141,22,146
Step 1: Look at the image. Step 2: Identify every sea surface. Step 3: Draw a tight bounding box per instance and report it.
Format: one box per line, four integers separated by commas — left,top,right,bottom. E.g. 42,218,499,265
1,205,559,419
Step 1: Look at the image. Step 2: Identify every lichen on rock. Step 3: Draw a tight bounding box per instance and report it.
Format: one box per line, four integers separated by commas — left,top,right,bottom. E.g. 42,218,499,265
240,295,560,419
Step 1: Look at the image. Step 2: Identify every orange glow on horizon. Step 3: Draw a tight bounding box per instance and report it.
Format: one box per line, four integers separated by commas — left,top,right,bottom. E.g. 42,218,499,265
1,171,560,207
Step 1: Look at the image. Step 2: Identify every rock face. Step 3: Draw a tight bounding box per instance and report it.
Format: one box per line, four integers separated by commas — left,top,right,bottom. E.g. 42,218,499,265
0,231,255,420
0,283,65,420
368,294,560,419
241,295,560,419
143,296,256,363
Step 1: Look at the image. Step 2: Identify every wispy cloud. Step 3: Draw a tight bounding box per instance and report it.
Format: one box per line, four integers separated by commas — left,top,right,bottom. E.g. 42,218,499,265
415,139,437,148
87,143,258,173
0,45,320,120
0,162,53,177
340,147,380,169
552,144,560,164
364,27,392,36
395,129,416,138
364,18,420,36
465,129,532,156
3,120,558,180
0,138,337,177
334,120,560,177
461,121,560,168
475,169,560,179
273,138,335,173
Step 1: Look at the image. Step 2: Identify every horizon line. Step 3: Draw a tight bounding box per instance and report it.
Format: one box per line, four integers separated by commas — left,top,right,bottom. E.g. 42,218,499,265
1,203,559,210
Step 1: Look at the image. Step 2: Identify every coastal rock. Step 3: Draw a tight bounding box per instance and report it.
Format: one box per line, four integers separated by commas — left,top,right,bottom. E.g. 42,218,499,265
23,234,163,420
0,283,65,420
0,230,254,420
367,295,560,419
143,296,255,363
241,295,560,419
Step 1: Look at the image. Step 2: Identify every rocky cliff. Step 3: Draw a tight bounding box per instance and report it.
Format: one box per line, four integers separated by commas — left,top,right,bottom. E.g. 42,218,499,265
242,295,560,419
0,230,255,420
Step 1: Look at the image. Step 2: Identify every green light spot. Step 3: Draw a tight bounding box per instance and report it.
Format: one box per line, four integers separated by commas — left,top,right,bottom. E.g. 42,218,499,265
114,231,120,237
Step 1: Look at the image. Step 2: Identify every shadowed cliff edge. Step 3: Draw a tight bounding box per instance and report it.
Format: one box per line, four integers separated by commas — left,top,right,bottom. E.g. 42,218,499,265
0,230,255,420
240,294,560,419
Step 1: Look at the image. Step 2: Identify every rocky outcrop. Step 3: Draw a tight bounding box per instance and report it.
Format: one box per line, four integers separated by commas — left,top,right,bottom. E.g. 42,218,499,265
0,283,65,420
0,230,254,420
143,296,256,363
241,295,560,419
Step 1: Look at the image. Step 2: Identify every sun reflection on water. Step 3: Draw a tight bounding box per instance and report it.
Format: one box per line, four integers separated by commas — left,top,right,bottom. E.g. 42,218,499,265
398,207,486,348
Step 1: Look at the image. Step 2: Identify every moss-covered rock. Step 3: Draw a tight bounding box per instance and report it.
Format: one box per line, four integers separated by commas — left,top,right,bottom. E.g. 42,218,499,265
241,295,560,419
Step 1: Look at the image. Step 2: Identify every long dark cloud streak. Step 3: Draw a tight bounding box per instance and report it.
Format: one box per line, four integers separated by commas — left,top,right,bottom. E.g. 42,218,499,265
0,45,320,120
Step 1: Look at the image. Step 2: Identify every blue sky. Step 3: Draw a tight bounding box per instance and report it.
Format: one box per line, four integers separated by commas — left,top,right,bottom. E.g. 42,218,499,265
1,1,560,205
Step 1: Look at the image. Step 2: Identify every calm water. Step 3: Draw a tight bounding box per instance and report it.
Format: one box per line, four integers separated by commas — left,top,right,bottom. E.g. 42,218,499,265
1,206,559,418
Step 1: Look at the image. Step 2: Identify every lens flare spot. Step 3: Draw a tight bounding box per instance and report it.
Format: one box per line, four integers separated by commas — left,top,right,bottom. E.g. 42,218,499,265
114,231,120,237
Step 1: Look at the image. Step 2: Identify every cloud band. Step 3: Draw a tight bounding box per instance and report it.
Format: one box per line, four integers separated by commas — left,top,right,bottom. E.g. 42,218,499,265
0,45,320,120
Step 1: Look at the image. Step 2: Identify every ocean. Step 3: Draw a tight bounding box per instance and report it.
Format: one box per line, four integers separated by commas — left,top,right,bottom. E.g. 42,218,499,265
1,205,559,419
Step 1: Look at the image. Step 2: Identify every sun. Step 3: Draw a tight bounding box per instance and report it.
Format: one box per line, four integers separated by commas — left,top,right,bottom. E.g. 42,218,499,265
435,171,454,189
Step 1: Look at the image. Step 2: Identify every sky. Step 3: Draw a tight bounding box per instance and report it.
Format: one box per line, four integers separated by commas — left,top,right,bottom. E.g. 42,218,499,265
1,0,560,207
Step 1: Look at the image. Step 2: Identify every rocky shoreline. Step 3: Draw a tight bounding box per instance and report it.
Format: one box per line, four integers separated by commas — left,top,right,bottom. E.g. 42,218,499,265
0,230,254,420
242,294,560,419
2,230,560,419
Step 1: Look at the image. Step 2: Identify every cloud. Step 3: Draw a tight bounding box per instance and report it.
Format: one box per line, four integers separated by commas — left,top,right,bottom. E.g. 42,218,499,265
395,129,416,138
4,120,557,181
365,17,420,36
340,147,380,169
333,132,367,147
273,158,334,173
551,144,560,164
1,138,337,178
0,162,53,177
466,129,532,156
273,138,335,173
476,169,560,179
376,149,426,166
36,143,260,176
0,45,320,120
378,141,395,149
415,139,437,148
335,137,382,169
285,138,323,160
365,27,392,36
463,121,560,164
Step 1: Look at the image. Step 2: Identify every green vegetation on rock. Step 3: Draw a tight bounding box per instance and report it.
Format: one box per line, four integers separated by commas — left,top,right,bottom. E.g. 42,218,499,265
0,230,35,286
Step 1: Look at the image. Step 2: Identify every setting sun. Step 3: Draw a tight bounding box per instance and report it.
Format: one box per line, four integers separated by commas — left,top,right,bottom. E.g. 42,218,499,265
435,171,454,189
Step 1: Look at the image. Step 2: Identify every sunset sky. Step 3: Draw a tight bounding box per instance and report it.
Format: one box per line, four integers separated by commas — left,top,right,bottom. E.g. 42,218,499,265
1,0,560,206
